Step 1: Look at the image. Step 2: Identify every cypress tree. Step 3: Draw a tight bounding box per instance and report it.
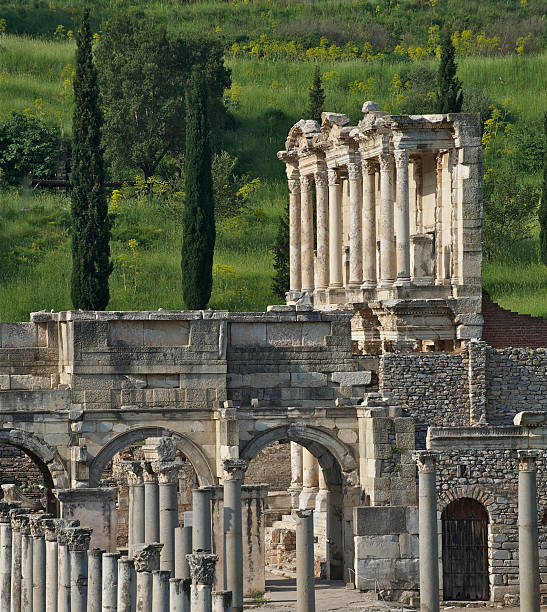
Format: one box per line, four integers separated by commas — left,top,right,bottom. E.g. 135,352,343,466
540,112,547,266
436,30,463,114
304,65,325,123
70,9,112,310
181,67,215,309
272,201,290,299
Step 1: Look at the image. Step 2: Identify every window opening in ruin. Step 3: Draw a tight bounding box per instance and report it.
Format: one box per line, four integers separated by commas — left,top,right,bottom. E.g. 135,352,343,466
442,498,489,601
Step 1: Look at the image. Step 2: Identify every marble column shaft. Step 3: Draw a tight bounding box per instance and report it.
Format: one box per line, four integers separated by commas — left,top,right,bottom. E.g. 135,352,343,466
102,552,121,612
144,465,160,544
288,176,302,292
117,557,136,612
187,553,218,612
414,451,440,612
328,169,342,287
169,578,184,612
30,516,47,612
42,520,58,612
223,459,247,612
300,449,318,509
11,511,24,612
125,462,145,554
300,175,314,293
348,162,363,286
56,525,71,612
314,170,329,290
379,153,396,285
361,159,377,288
152,571,170,612
0,513,12,612
394,149,411,284
87,548,103,612
212,591,232,612
518,450,540,612
295,509,315,612
20,516,32,612
66,527,92,612
157,464,179,573
174,526,191,581
192,489,212,554
289,443,303,509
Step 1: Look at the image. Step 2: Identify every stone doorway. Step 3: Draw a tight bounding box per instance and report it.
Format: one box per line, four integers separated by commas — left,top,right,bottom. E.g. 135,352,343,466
442,498,489,601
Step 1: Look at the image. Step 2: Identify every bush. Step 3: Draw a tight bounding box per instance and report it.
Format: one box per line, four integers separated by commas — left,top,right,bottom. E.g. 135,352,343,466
0,112,61,185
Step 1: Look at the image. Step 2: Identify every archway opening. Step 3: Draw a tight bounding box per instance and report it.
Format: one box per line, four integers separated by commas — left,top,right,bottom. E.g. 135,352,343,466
442,498,489,601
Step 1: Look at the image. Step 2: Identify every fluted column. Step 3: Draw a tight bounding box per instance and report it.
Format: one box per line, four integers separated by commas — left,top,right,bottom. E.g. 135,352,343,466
157,463,180,573
66,527,92,612
361,159,377,288
0,506,13,612
379,153,396,286
288,173,302,292
394,149,411,285
314,170,329,290
143,463,160,544
348,162,363,287
300,174,314,293
328,169,342,288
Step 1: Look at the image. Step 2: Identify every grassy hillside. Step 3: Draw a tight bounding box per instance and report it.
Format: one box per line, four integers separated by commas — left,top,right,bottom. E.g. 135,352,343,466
0,17,546,320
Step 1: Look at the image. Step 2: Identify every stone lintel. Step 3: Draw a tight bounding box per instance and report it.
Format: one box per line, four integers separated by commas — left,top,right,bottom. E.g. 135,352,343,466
54,488,118,503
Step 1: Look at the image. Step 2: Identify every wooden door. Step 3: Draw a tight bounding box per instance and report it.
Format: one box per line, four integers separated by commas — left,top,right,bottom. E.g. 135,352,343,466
442,498,489,601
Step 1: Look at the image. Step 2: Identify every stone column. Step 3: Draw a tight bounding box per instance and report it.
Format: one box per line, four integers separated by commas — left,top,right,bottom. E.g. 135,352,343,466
314,170,329,291
517,450,540,612
379,153,396,286
117,556,136,612
348,162,363,287
414,451,439,612
103,552,121,612
133,544,162,612
223,459,247,612
289,442,303,509
295,509,315,612
187,553,218,612
299,449,318,509
300,174,314,293
174,526,191,580
11,510,24,612
212,591,232,612
56,522,71,612
192,488,212,553
394,149,411,285
42,520,58,612
20,515,32,612
315,467,328,513
157,463,180,573
30,516,47,612
169,579,183,612
66,527,92,612
143,464,160,545
152,571,170,612
126,463,145,551
288,172,302,292
0,506,13,612
87,548,103,612
328,169,342,288
361,159,377,288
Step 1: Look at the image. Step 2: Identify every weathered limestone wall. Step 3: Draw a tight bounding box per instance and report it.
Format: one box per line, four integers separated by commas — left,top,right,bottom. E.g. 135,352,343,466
486,347,547,425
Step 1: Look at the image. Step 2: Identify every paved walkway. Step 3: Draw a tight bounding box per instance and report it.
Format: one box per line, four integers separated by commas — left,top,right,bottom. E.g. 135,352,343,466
244,572,544,611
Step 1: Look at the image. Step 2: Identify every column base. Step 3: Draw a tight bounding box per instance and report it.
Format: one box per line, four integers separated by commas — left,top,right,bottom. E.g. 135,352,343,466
394,277,412,287
360,281,377,289
379,279,395,288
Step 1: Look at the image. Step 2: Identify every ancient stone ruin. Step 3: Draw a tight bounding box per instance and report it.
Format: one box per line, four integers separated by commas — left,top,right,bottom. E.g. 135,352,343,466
0,105,545,610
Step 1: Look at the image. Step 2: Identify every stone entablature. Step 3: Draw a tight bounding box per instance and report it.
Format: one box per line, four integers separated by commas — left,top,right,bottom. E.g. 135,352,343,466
278,104,483,350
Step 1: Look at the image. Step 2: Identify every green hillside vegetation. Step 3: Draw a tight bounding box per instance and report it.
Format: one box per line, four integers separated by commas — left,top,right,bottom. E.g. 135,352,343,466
0,1,546,320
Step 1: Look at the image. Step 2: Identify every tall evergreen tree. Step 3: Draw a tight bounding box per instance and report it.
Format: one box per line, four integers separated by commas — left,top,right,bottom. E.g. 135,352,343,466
272,201,290,299
540,112,547,266
304,65,325,123
181,67,215,309
70,9,112,310
436,30,463,114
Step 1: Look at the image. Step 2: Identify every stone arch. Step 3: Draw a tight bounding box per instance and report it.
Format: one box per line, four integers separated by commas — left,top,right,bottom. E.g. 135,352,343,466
439,485,496,518
0,428,69,514
89,426,215,487
240,424,358,487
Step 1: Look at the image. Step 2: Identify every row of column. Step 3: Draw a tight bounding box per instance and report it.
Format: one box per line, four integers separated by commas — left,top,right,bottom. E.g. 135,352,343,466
289,443,327,512
414,450,542,612
288,150,413,293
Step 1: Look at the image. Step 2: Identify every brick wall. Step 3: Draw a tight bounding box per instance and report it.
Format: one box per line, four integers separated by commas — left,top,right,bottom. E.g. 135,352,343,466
245,441,291,491
0,444,48,506
482,295,547,349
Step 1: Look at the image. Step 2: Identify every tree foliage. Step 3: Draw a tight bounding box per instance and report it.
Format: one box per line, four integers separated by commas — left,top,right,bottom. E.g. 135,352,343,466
272,200,290,299
436,30,463,113
304,65,325,123
540,112,547,266
181,68,215,310
70,9,112,310
0,113,61,185
95,11,230,180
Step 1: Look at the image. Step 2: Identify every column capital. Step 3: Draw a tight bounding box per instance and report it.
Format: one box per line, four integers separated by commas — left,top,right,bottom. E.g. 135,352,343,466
413,450,438,472
300,174,313,190
65,526,93,552
517,449,540,472
362,159,378,175
0,502,18,522
133,543,163,572
186,553,218,586
18,514,31,536
142,461,158,483
295,509,313,519
155,462,181,484
314,170,328,188
379,152,394,172
394,149,409,167
222,458,248,481
143,436,177,463
347,162,362,180
327,168,340,185
29,514,51,538
288,178,301,194
10,508,25,530
124,461,144,486
42,518,58,541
